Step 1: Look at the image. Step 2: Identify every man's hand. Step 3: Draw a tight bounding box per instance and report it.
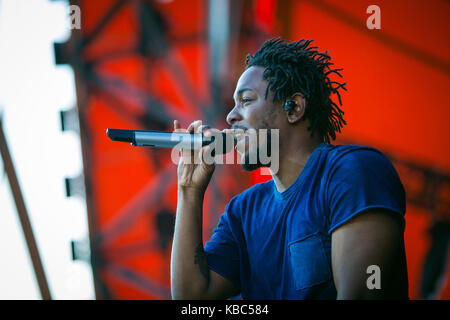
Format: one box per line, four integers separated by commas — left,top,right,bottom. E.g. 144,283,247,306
174,120,217,193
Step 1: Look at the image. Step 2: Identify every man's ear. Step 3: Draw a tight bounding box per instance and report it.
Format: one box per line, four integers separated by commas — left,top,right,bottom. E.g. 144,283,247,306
285,93,306,124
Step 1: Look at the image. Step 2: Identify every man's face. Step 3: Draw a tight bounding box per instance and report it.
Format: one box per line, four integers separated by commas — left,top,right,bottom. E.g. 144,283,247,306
227,66,284,171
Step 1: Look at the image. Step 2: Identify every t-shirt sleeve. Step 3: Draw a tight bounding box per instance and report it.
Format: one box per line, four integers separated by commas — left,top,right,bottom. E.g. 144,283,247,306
326,148,406,235
204,201,241,286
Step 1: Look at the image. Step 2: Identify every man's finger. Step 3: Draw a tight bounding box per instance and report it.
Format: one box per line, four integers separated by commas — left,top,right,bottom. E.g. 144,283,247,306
193,120,203,134
199,124,210,133
187,120,201,133
174,120,180,130
203,127,221,139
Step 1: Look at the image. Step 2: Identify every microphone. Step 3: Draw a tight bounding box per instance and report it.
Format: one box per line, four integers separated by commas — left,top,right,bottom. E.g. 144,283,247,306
106,128,234,154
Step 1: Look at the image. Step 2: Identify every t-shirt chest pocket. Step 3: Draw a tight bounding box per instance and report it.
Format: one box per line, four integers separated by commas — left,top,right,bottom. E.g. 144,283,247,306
288,233,332,290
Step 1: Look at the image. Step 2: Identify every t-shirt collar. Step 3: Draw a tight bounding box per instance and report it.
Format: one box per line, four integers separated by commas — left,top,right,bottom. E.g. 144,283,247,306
273,142,327,200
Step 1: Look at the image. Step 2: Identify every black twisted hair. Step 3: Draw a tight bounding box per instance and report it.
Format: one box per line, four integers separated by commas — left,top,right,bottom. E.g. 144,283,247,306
245,38,347,143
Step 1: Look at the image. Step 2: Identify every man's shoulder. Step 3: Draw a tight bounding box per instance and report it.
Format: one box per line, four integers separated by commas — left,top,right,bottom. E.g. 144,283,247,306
325,143,385,159
323,143,393,170
227,179,273,212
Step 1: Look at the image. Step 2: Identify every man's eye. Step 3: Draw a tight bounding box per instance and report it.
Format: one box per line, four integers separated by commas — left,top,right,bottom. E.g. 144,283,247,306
242,98,253,104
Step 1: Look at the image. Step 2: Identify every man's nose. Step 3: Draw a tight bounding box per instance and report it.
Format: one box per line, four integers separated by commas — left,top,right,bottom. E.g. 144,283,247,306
226,106,243,126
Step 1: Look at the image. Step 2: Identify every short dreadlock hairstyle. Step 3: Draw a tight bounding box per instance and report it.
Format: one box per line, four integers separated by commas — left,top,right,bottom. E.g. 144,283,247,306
245,38,347,143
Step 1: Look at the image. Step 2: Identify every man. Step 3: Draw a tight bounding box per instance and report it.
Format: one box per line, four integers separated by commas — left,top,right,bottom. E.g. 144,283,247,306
170,38,408,299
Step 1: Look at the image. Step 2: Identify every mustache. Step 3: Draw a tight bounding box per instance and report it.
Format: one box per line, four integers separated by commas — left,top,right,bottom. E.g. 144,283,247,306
230,125,248,132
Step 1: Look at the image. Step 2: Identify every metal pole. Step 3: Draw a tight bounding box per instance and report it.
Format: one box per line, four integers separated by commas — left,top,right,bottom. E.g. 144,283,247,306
0,116,52,300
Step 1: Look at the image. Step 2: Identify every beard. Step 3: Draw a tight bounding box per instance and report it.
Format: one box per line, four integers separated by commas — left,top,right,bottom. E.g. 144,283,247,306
241,152,265,171
239,129,272,172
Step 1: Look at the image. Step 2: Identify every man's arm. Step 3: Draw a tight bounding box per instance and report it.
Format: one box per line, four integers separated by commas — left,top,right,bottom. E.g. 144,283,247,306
171,188,239,299
331,209,406,299
170,120,240,299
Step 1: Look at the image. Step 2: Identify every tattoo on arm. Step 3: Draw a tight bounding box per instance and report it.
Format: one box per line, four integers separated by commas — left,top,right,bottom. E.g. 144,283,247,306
194,243,210,282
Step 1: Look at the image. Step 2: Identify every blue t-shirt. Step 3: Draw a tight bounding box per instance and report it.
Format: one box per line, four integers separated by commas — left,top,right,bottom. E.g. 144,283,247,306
204,143,406,299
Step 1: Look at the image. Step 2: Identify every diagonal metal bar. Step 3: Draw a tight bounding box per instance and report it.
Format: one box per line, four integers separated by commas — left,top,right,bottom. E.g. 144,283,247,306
165,51,210,118
96,162,175,246
103,238,158,259
136,0,208,118
0,116,52,300
85,47,136,65
105,262,171,299
90,70,198,125
81,0,128,48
